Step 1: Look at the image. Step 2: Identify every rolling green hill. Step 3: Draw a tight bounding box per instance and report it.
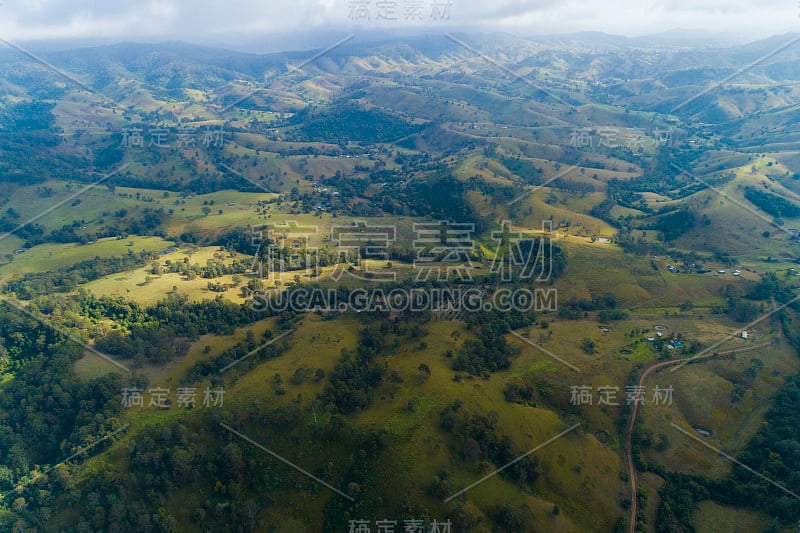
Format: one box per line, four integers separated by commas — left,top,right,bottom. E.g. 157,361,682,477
1,32,800,533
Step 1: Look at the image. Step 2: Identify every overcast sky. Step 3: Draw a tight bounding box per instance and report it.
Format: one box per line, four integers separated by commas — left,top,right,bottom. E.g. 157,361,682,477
0,0,797,50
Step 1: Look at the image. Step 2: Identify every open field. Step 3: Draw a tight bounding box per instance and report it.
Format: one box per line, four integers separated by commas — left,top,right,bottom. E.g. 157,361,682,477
0,235,173,277
3,33,800,533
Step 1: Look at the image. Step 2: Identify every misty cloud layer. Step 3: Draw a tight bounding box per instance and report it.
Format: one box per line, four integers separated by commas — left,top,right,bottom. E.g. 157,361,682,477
0,0,797,49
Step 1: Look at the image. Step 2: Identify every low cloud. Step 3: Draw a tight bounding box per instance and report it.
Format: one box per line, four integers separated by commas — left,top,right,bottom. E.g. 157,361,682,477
0,0,796,47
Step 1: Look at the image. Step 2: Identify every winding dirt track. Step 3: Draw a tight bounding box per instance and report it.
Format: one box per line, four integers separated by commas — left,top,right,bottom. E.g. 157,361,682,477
625,341,773,533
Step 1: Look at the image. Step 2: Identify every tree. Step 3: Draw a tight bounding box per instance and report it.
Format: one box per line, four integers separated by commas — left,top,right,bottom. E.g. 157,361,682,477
407,397,419,411
581,338,596,355
463,437,481,462
418,363,431,383
50,464,71,490
387,371,404,392
12,497,26,512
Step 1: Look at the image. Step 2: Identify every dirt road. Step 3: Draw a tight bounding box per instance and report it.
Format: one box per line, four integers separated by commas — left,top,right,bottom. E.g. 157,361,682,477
625,341,772,533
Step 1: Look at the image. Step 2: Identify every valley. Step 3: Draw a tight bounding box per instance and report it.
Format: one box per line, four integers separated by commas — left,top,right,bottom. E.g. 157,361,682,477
0,30,799,532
